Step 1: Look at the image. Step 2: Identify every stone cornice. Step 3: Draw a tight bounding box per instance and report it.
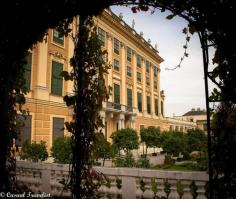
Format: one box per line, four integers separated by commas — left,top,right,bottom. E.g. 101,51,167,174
100,10,164,64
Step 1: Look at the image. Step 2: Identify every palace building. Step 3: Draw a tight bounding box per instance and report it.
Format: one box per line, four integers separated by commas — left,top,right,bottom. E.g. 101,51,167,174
18,10,196,149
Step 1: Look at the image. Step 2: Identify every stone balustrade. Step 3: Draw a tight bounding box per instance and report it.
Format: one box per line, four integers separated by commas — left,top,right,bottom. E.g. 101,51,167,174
16,161,208,199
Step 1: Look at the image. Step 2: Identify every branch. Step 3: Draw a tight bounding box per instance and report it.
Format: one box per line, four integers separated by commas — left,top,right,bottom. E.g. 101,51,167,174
165,27,190,71
207,72,223,90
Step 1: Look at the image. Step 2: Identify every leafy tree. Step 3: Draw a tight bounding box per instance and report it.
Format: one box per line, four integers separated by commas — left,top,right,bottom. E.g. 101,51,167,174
161,131,188,158
186,128,207,153
92,133,113,166
51,136,72,164
211,103,236,198
111,128,139,155
140,126,161,155
20,141,48,162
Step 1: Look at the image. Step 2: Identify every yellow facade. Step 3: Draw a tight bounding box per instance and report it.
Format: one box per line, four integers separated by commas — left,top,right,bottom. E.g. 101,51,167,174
19,10,195,150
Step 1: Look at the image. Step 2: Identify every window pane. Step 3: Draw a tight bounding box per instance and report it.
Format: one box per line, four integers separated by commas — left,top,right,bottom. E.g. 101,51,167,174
53,117,64,141
16,115,32,146
137,92,142,112
161,101,164,116
127,46,132,62
114,59,120,71
147,96,151,114
155,98,158,116
114,84,120,104
146,76,150,86
137,54,141,68
137,72,141,82
127,66,132,77
127,88,132,107
146,60,150,73
153,66,157,77
51,61,63,96
53,29,64,45
114,38,120,54
98,27,105,46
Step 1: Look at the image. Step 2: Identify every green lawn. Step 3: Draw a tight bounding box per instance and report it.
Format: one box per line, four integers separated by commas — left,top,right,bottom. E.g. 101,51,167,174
152,162,207,171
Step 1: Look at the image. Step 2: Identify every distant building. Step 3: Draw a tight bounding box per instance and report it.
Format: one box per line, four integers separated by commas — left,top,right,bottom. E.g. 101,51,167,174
174,108,207,133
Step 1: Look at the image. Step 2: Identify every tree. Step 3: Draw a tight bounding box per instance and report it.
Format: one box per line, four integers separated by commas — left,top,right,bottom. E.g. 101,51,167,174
161,131,188,159
111,128,139,155
211,103,236,198
186,128,207,153
51,136,72,164
92,133,113,166
20,141,48,162
140,126,161,155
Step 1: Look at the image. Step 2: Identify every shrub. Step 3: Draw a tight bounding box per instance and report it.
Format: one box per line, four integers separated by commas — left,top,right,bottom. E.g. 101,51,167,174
164,154,174,166
51,136,72,164
20,141,48,162
137,156,150,168
92,133,113,166
110,128,139,154
114,153,136,168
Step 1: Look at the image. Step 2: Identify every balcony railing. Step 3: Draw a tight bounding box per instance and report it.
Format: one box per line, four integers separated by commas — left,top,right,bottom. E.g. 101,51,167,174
125,105,133,112
106,101,133,113
107,101,121,110
16,161,208,199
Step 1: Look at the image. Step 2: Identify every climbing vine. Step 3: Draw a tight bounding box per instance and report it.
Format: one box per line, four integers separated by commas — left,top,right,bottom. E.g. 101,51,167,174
61,16,110,198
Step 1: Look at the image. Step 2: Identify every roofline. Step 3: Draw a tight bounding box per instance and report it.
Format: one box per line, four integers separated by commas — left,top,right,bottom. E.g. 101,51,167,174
100,9,164,64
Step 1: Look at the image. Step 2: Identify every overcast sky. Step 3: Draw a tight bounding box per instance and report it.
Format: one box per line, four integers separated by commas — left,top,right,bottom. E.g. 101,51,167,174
110,6,213,117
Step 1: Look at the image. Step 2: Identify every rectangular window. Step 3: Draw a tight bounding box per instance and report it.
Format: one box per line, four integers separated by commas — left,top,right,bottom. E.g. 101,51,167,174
146,76,150,86
137,72,142,82
146,60,150,73
53,29,64,45
53,117,64,141
24,52,32,91
161,101,164,116
114,38,120,54
127,46,132,62
51,61,63,96
137,54,141,68
16,115,32,146
153,66,157,77
98,27,106,46
114,84,120,104
127,66,132,77
114,59,120,71
137,92,142,112
127,88,132,107
147,96,151,114
154,80,158,90
155,98,159,116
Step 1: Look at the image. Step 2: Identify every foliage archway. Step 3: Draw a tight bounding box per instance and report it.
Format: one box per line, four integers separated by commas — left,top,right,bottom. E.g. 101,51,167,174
0,0,235,198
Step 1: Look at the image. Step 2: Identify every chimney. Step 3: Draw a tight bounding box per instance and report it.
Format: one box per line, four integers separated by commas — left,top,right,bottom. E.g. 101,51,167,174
191,108,195,111
197,107,200,111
